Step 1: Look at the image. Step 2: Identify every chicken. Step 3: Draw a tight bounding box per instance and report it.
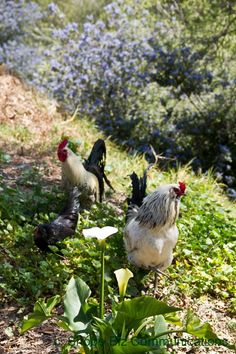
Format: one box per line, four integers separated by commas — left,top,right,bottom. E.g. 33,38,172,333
57,138,113,209
124,170,186,289
34,186,80,252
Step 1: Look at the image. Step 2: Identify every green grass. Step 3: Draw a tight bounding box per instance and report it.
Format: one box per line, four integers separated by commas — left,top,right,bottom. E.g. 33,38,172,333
0,124,31,145
0,109,235,312
36,0,110,25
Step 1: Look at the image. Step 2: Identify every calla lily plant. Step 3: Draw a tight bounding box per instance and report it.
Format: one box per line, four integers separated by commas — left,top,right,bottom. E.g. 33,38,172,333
82,226,118,318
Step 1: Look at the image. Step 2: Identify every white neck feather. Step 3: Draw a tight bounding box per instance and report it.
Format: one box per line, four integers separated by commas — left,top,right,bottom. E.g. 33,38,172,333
62,150,87,184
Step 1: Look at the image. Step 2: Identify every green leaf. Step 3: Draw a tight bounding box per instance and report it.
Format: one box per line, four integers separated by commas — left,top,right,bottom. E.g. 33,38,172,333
93,317,117,352
145,315,168,353
185,311,236,350
186,310,218,339
6,223,13,231
46,295,61,314
63,276,92,332
34,296,61,317
154,315,168,338
20,295,60,334
94,317,115,336
112,296,181,334
21,314,47,334
164,312,182,326
61,342,72,354
0,153,12,163
149,346,167,353
57,319,71,331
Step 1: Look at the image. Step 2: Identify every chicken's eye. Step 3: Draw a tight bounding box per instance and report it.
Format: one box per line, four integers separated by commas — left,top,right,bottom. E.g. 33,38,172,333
173,187,181,197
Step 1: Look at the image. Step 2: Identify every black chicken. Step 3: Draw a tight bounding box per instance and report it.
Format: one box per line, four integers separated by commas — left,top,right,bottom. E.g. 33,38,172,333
34,186,80,252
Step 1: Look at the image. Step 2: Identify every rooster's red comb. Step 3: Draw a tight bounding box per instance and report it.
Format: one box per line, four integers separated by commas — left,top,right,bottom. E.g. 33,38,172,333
58,139,68,150
178,181,186,194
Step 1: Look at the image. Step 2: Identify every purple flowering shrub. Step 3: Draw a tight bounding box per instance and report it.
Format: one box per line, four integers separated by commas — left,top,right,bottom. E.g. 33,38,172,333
37,3,211,143
1,0,235,193
0,1,42,44
0,1,66,78
0,1,40,68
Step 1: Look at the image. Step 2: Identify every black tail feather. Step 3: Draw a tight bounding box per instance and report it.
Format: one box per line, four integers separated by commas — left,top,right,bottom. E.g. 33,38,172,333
128,170,147,207
59,186,80,217
103,172,115,191
126,166,151,222
84,139,114,199
85,139,106,172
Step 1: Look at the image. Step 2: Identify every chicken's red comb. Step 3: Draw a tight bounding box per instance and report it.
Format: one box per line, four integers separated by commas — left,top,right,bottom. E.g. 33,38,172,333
58,139,68,150
178,181,186,193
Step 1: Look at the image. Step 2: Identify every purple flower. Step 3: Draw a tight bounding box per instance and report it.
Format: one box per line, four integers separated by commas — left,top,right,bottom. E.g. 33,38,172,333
48,3,58,13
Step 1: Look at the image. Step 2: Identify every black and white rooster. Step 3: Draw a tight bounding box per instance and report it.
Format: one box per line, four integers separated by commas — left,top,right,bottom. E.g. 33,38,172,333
57,139,113,209
124,169,186,289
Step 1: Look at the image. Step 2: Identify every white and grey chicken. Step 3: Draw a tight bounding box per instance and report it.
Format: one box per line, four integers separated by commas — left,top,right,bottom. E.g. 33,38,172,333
124,169,186,290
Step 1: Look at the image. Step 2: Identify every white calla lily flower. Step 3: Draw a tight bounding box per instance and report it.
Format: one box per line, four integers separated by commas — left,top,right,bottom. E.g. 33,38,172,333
82,226,118,318
114,268,133,298
82,226,118,241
